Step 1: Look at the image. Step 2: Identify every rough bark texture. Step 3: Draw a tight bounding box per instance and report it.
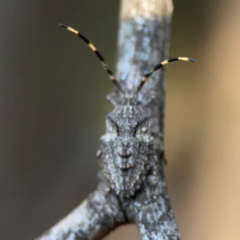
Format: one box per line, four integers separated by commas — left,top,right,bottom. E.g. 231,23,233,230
36,0,181,240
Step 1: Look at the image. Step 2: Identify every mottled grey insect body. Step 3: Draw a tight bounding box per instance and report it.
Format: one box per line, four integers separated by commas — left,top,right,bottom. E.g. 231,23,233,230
59,23,195,200
98,94,157,198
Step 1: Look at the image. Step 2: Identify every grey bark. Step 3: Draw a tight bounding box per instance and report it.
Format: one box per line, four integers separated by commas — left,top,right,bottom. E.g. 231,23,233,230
36,0,181,240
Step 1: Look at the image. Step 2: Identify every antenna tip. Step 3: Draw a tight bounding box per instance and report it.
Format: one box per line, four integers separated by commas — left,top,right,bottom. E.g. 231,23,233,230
188,57,197,62
58,23,67,29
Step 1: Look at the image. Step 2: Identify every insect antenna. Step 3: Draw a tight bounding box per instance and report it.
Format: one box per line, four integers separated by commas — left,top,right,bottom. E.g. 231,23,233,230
136,57,196,94
59,23,123,93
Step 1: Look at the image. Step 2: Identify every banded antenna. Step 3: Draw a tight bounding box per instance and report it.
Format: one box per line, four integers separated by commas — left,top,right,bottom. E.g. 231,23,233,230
136,57,196,94
59,23,123,93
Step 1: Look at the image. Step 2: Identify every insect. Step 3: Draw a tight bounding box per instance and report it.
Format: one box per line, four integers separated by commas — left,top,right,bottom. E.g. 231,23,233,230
59,23,196,199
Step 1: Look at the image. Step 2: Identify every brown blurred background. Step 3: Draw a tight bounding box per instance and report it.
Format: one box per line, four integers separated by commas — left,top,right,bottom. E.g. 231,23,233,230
1,0,240,239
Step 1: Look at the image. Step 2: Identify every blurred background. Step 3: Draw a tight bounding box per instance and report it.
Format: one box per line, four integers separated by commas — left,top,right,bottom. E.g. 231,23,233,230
0,0,240,239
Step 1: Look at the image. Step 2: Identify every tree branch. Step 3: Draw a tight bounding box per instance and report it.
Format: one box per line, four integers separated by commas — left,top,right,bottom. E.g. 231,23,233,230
36,0,181,239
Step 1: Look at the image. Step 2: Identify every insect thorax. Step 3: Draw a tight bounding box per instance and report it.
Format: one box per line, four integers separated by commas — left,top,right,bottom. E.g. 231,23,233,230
98,94,158,198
